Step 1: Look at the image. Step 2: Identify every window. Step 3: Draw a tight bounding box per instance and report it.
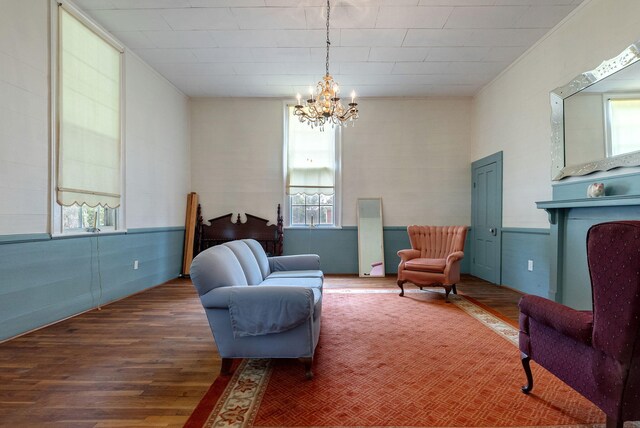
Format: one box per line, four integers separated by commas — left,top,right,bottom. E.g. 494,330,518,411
606,97,640,157
285,106,341,227
52,2,124,234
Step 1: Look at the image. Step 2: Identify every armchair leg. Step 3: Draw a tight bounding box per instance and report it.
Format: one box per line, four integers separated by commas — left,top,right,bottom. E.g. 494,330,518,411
299,357,313,380
521,353,533,394
220,358,233,376
444,286,452,302
606,416,623,428
397,280,406,297
452,284,457,295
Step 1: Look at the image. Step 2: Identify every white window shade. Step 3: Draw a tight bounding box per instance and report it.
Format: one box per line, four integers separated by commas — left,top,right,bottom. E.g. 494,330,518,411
57,8,121,208
286,106,335,195
609,98,640,157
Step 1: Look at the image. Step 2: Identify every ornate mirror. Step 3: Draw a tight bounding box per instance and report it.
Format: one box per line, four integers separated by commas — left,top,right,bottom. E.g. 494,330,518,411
357,198,384,277
551,40,640,180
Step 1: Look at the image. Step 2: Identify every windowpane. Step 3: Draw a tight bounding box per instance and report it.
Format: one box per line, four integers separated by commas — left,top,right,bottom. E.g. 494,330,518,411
609,98,640,156
306,194,319,205
306,206,319,225
62,204,116,232
320,206,332,224
292,193,305,204
291,206,306,226
320,194,333,205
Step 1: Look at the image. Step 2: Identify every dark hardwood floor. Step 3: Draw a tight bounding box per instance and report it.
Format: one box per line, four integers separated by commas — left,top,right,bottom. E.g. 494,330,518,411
0,274,522,427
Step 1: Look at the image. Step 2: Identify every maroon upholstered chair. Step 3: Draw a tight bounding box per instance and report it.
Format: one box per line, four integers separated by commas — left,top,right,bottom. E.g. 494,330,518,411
518,221,640,428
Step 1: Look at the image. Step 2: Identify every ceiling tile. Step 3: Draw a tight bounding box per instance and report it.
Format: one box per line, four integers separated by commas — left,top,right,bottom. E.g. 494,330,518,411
375,6,453,29
88,10,172,31
112,31,155,49
232,7,307,30
110,0,192,8
403,28,548,46
192,47,255,62
134,48,199,64
144,31,218,48
483,45,527,62
392,61,453,74
210,30,282,47
276,29,335,47
73,0,116,10
340,29,406,46
305,6,379,29
152,62,237,76
160,8,238,30
233,62,321,75
250,47,311,62
515,5,577,28
444,6,528,28
426,46,491,61
369,47,430,62
310,47,370,61
190,0,266,6
338,62,395,75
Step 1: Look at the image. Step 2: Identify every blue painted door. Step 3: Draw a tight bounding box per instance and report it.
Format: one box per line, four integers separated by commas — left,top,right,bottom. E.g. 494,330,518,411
471,154,502,284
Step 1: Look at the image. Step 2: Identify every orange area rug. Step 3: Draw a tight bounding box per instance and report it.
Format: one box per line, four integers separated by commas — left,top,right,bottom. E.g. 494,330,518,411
186,289,616,428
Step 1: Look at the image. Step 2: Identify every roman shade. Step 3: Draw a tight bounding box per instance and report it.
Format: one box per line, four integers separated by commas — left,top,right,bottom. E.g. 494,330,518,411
286,106,335,195
57,7,122,208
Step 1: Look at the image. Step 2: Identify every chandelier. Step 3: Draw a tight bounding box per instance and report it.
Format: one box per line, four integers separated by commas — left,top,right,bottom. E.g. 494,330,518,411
294,0,359,130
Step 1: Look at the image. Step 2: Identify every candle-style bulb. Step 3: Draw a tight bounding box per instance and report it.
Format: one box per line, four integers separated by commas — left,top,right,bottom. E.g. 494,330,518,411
296,93,301,104
350,90,356,103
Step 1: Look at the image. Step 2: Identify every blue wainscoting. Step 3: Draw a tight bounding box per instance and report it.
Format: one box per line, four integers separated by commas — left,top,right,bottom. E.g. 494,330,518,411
0,227,185,342
501,228,550,297
284,226,470,275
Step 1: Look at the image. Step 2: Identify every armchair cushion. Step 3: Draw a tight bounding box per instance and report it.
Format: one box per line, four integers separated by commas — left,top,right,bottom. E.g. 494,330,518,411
228,286,316,338
405,258,446,273
519,294,593,345
267,270,323,279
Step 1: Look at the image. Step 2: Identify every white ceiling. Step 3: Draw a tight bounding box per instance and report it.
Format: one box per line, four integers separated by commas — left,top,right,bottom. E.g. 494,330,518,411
76,0,584,98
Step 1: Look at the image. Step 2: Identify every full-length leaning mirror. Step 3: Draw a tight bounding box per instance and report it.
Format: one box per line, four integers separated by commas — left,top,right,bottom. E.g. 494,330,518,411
357,198,384,277
551,40,640,180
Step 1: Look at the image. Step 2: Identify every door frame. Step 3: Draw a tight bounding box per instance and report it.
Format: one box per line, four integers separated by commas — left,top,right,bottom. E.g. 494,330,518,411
471,151,503,284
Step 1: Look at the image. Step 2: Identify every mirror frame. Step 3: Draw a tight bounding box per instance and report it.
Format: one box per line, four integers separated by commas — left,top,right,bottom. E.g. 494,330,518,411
357,197,385,278
551,41,640,180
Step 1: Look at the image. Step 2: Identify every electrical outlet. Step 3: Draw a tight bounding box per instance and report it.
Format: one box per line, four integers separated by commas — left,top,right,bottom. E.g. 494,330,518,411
134,260,139,270
527,260,533,271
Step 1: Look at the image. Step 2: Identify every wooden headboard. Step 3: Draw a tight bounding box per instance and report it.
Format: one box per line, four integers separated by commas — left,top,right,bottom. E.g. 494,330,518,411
194,204,283,257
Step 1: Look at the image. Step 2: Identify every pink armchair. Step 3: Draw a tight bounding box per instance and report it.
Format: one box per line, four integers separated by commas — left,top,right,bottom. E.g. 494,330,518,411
397,225,468,301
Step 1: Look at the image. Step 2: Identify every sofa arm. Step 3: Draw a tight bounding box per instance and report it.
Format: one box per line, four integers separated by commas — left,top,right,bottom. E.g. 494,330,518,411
200,285,316,338
397,249,420,262
268,254,320,272
519,295,593,345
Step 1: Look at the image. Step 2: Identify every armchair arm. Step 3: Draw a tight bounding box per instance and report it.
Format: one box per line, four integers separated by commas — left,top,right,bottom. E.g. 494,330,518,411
446,251,464,265
519,295,593,345
397,249,420,262
268,254,320,272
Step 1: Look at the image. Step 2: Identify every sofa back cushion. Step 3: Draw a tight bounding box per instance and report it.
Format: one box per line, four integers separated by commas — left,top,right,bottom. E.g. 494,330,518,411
242,239,271,278
408,225,467,259
190,245,248,296
223,240,264,285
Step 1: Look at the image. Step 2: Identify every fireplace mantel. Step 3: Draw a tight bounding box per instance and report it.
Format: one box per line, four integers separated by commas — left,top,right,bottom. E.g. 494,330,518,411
536,195,640,224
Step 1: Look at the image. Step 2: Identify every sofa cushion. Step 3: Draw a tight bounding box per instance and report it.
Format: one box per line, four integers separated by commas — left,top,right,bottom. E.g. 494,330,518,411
261,277,323,289
405,258,446,273
242,239,271,278
190,246,248,296
223,241,264,285
267,270,324,280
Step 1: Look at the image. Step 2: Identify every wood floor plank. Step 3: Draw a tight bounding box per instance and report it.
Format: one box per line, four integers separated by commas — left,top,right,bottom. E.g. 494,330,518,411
0,275,521,427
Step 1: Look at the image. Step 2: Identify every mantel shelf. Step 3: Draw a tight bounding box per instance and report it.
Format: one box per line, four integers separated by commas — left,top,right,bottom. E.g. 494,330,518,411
536,195,640,224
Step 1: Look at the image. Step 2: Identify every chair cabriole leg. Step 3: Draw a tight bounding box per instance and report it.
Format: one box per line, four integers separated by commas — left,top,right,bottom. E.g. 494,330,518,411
397,280,406,297
444,286,452,302
452,284,457,295
521,353,533,394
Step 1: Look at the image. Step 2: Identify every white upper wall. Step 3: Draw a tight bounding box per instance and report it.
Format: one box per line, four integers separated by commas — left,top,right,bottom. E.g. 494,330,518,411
0,0,191,235
473,0,640,228
190,97,472,227
0,0,49,235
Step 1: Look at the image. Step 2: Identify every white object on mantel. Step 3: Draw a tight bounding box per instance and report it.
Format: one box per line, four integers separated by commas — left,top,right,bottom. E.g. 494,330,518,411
587,182,605,198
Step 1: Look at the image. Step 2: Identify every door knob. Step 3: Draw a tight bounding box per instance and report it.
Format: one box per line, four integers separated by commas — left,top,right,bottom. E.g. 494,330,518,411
489,227,497,236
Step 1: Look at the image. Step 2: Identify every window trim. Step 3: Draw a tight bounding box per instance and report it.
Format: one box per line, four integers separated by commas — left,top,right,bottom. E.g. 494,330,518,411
282,102,342,229
49,0,127,236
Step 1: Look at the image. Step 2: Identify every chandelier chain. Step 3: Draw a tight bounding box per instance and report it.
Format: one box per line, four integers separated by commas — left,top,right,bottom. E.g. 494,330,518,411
325,0,330,76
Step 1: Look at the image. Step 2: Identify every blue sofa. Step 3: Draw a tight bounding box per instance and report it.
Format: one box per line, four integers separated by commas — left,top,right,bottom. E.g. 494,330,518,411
190,239,323,379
